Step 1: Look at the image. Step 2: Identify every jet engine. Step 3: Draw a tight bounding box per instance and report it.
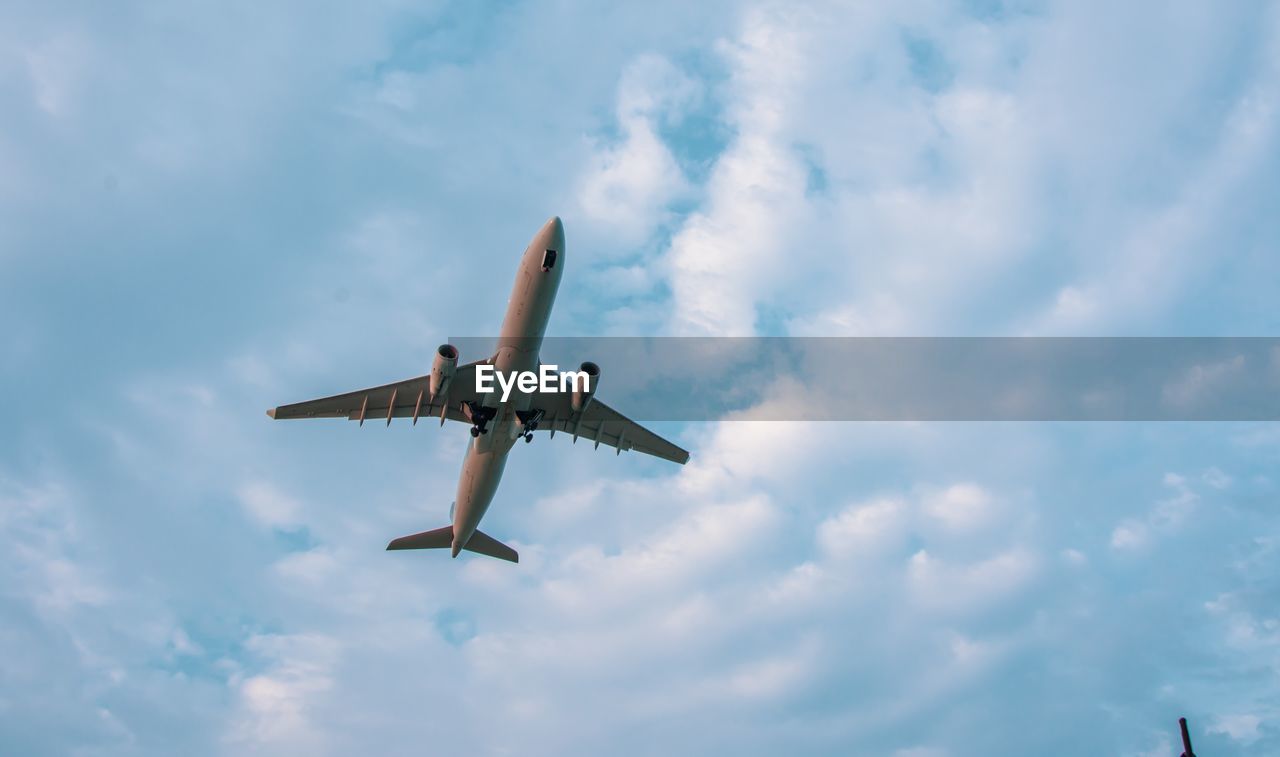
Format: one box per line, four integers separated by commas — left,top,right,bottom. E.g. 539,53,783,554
571,361,600,413
430,344,459,400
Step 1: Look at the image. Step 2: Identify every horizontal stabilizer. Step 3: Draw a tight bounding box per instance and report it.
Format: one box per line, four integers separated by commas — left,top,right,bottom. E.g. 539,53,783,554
386,525,453,551
462,529,519,563
385,525,518,563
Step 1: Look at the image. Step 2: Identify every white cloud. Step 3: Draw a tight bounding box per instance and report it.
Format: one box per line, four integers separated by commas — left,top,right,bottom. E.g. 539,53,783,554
641,3,1280,339
576,55,697,247
818,497,909,559
18,32,89,117
1162,355,1247,410
920,483,997,532
1109,520,1149,550
1209,713,1264,745
1049,286,1098,323
228,633,339,753
540,494,778,610
273,548,340,585
1133,733,1173,757
1202,466,1233,489
664,7,815,335
170,627,202,657
0,476,110,614
654,5,1048,337
1060,548,1088,566
237,480,305,530
1111,472,1200,551
906,548,1039,614
715,638,819,701
4,1,1280,754
680,419,824,492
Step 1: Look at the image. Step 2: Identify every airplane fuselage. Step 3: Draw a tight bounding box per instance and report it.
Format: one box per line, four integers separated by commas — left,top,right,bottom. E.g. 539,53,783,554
449,216,565,555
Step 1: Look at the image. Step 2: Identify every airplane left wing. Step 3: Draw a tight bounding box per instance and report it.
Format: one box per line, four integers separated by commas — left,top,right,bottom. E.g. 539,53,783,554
539,396,690,465
267,361,486,425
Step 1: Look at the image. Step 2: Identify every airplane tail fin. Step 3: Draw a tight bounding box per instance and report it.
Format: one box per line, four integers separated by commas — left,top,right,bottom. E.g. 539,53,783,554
386,525,518,563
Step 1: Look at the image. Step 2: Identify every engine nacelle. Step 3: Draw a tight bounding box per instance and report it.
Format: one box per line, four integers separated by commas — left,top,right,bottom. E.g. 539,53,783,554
430,344,459,400
571,361,600,413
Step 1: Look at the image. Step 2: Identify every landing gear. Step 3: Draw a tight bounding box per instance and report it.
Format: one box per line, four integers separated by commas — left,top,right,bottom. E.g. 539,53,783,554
514,409,544,443
463,401,496,438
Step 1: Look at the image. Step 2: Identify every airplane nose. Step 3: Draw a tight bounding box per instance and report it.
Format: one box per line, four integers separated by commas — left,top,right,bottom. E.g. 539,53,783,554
528,216,565,268
543,215,565,251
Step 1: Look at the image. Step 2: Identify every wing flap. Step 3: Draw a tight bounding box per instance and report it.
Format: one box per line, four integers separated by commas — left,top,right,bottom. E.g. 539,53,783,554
542,401,689,465
268,362,484,425
345,401,471,425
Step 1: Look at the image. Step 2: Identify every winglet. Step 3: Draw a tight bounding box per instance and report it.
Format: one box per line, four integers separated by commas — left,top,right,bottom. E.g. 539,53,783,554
266,408,276,419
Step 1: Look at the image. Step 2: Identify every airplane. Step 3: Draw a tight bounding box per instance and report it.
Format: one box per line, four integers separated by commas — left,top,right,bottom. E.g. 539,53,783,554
266,216,690,564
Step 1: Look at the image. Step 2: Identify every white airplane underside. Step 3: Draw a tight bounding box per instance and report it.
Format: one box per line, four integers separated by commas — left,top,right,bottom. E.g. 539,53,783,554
267,216,689,564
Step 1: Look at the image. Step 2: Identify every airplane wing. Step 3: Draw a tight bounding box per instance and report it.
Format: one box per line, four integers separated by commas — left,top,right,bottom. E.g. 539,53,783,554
268,360,690,465
538,396,690,465
267,361,487,425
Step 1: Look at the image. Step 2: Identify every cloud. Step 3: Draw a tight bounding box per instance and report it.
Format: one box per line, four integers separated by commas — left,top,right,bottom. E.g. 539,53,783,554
540,493,779,610
0,476,109,614
227,633,339,754
644,3,1280,339
1202,466,1233,489
1162,354,1247,410
906,548,1039,615
818,496,910,559
17,31,89,117
663,7,816,335
1060,548,1088,566
1209,713,1264,745
1110,472,1200,551
920,483,998,532
576,55,698,247
4,1,1280,755
237,481,306,531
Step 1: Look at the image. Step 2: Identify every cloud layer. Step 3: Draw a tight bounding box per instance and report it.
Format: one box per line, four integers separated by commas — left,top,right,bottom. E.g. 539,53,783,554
3,1,1280,755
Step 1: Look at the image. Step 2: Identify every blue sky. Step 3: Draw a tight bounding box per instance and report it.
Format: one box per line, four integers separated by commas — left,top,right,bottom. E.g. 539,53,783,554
2,1,1279,754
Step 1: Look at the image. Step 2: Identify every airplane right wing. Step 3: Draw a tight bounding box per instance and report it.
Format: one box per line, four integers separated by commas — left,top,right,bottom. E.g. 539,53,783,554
541,397,690,465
